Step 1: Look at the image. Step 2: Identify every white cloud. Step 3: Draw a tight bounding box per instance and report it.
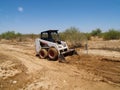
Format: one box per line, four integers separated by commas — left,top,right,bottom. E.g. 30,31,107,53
18,7,23,12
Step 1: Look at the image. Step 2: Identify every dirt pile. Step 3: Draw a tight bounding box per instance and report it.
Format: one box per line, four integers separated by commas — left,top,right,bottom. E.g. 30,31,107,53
66,54,120,86
0,60,21,79
0,53,31,90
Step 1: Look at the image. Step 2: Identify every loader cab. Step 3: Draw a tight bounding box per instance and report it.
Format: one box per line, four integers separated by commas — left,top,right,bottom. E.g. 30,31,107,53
40,30,60,43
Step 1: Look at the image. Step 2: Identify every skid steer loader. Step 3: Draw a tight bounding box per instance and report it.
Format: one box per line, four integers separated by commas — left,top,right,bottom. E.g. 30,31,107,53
35,30,77,62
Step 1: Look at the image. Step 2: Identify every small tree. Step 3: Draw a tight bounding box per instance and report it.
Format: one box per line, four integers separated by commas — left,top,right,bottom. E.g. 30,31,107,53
91,28,102,36
60,27,87,48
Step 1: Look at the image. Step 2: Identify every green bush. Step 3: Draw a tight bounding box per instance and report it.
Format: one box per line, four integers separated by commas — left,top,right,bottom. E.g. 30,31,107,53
0,31,22,40
60,27,87,48
103,29,120,40
91,28,102,36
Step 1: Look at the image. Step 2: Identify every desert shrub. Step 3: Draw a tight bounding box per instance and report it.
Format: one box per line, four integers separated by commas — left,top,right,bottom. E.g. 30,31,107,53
60,27,87,48
91,28,102,36
84,33,91,40
23,33,38,40
16,34,38,42
103,29,120,40
0,31,40,42
0,31,22,40
0,34,1,40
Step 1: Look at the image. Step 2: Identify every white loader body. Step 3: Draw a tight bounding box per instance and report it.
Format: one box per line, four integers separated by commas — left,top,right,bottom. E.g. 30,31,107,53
35,30,76,60
35,38,69,55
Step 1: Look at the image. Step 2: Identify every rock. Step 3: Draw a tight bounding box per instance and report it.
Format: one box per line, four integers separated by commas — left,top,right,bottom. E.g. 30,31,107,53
13,80,17,84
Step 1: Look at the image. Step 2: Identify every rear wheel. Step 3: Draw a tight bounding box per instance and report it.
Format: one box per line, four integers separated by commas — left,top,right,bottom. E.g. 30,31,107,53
48,48,58,60
39,49,48,59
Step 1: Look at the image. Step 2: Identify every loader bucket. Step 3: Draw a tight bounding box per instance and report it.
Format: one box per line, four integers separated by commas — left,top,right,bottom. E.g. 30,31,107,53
58,49,77,62
62,49,77,56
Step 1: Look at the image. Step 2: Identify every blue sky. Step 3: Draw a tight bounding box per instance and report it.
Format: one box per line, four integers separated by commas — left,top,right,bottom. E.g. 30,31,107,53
0,0,120,34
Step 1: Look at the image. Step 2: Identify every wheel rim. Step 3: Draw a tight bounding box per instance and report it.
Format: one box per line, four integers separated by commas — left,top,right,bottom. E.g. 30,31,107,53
40,51,44,57
49,50,54,58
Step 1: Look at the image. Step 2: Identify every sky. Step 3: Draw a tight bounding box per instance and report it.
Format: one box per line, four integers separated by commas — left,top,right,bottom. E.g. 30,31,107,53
0,0,120,34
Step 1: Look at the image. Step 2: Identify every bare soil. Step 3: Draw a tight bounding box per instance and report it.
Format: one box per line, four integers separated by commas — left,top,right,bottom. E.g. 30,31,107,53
0,40,120,90
88,40,120,52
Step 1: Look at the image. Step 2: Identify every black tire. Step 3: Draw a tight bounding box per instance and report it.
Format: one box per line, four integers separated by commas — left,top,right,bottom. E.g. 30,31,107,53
39,49,48,59
48,48,58,60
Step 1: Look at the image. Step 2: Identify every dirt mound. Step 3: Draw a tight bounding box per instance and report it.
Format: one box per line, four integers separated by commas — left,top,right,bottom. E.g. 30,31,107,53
0,60,22,79
66,54,120,86
0,53,31,90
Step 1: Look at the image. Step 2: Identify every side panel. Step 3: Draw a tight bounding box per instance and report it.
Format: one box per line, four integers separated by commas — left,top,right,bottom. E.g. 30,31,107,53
39,39,60,54
35,38,69,55
35,38,41,54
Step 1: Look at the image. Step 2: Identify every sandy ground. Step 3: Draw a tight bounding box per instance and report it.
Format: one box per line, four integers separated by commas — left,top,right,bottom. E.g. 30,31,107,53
88,40,120,51
0,40,120,90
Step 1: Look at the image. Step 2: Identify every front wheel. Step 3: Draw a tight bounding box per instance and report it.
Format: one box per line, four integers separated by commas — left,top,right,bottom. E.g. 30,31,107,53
48,48,58,60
